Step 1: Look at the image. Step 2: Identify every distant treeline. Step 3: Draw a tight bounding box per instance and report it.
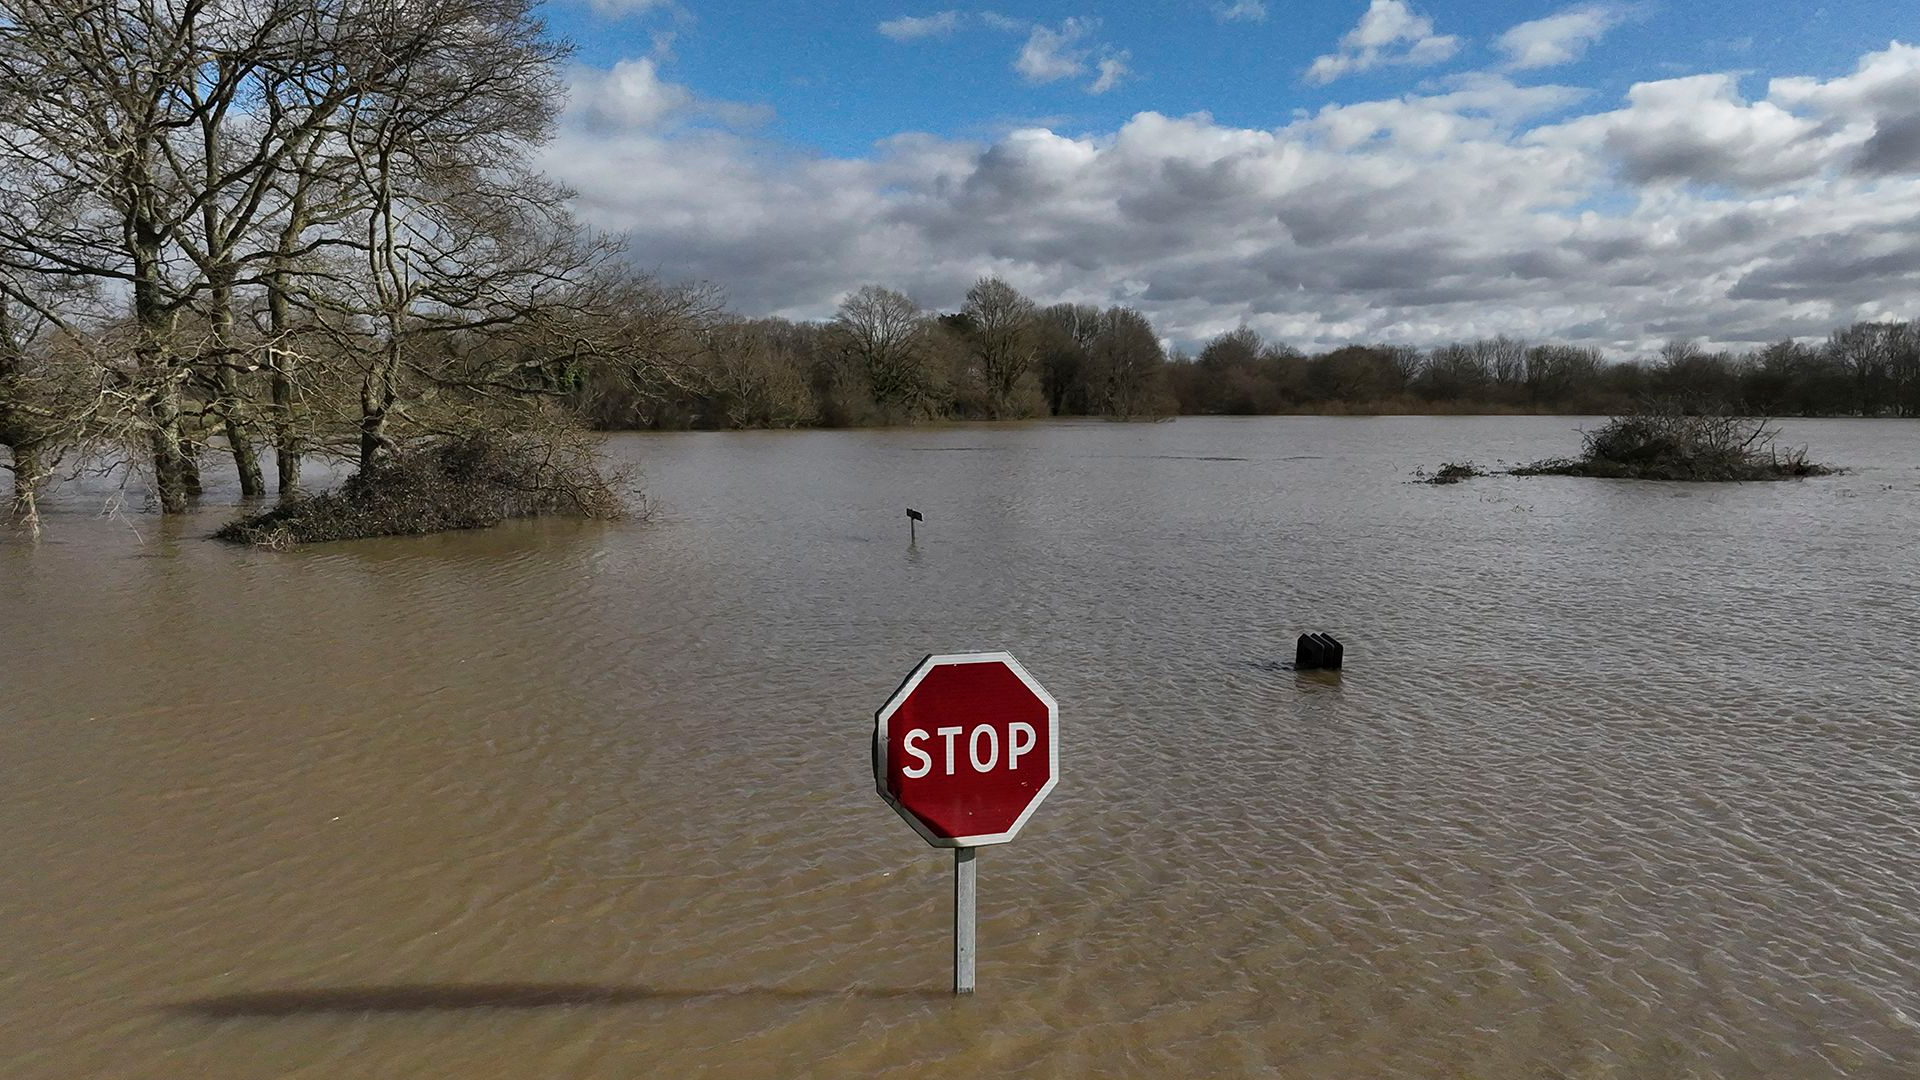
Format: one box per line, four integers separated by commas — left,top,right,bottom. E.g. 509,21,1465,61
575,279,1920,429
571,281,1179,430
1169,321,1920,419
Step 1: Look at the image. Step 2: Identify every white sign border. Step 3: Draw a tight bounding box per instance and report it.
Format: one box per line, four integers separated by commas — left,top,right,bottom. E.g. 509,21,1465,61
873,650,1060,848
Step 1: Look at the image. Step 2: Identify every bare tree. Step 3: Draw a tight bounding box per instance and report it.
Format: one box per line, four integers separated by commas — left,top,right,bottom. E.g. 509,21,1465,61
164,0,383,496
701,320,816,428
307,0,607,470
0,0,231,510
1525,344,1601,404
1890,320,1920,418
1475,335,1528,394
0,295,57,528
1089,306,1168,419
832,285,941,419
1035,301,1101,415
960,276,1039,418
1419,342,1490,400
1828,322,1899,416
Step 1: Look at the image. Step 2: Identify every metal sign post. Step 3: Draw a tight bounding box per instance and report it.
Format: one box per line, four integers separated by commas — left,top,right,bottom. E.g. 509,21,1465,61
954,847,976,994
872,651,1058,996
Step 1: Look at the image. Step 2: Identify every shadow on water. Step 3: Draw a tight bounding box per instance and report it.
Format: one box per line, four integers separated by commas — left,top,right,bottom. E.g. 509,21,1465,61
1247,659,1345,691
163,982,948,1018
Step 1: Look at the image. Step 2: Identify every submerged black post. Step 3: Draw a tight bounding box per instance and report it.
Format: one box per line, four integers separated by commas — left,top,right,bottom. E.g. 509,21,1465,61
1318,633,1343,670
1296,632,1344,671
907,507,923,544
1295,633,1322,669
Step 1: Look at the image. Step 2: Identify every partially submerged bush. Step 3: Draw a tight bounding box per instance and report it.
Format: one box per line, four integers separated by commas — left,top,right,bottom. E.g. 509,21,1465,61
1415,461,1487,484
1514,402,1836,481
215,432,622,546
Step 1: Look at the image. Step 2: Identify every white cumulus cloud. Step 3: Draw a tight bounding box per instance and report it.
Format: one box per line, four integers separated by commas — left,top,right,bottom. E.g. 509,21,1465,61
1771,41,1920,175
571,57,690,130
1530,71,1868,189
1497,6,1623,70
879,10,963,42
567,56,769,134
1015,18,1095,83
586,0,675,17
878,12,1137,94
544,45,1920,354
1090,54,1132,95
1307,0,1460,85
1216,1,1268,22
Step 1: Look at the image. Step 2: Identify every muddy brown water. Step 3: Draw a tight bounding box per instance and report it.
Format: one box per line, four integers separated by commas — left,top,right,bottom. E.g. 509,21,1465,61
3,417,1919,1079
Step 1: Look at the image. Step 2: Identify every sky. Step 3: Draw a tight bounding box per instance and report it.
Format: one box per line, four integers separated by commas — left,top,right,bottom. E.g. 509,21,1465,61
533,1,1920,354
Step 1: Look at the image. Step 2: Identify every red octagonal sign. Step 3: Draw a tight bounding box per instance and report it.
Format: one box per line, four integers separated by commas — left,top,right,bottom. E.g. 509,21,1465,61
874,652,1060,848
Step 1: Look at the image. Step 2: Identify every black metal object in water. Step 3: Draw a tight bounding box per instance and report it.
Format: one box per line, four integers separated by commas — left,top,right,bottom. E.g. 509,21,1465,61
1295,633,1344,670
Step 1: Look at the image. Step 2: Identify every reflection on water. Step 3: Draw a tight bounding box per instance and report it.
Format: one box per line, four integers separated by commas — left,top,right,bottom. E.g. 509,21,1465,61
3,417,1919,1079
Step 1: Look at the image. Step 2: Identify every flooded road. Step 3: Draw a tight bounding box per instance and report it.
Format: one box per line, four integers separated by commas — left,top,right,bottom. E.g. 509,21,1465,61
4,416,1919,1078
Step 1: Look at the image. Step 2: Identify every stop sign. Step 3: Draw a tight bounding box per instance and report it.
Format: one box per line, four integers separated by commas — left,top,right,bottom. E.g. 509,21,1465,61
873,651,1059,848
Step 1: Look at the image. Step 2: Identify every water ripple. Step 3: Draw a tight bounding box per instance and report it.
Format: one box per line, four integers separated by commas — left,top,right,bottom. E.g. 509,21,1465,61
2,417,1917,1078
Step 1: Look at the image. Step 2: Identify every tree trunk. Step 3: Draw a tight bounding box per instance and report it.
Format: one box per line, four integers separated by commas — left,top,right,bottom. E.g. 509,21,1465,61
359,351,396,472
359,410,385,472
266,180,310,495
134,234,190,513
208,274,264,497
220,366,264,497
271,346,299,493
10,440,40,533
150,416,190,512
361,158,403,475
265,264,304,490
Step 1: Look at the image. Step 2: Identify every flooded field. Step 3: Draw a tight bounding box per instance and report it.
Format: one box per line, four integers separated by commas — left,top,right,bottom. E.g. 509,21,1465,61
3,416,1918,1079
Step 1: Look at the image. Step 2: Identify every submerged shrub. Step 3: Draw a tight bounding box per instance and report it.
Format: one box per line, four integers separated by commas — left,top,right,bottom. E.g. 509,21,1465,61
1415,461,1486,484
215,432,623,546
1515,400,1837,481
